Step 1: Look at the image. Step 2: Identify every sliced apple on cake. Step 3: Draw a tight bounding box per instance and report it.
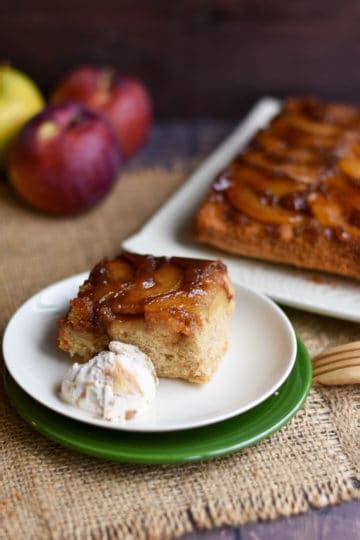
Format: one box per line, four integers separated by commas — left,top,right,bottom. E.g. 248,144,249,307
58,252,234,383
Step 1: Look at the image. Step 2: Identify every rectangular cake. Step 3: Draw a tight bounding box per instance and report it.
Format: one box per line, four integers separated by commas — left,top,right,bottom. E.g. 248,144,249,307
194,97,360,280
59,252,234,383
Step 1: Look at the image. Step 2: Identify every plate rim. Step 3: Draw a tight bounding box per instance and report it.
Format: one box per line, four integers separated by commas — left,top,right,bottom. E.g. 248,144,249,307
3,337,312,464
2,271,297,433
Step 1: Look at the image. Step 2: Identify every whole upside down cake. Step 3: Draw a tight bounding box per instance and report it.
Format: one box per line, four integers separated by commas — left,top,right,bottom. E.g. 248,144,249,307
59,252,234,383
195,98,360,280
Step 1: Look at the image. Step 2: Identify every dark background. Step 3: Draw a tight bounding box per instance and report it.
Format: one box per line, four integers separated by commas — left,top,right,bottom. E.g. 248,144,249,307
1,1,360,118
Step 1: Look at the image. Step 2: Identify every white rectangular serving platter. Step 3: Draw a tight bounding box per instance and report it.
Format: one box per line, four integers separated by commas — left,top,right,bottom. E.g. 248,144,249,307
123,97,360,322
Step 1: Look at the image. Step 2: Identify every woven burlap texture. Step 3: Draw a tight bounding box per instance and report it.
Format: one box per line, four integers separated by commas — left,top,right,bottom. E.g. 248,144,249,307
0,164,359,540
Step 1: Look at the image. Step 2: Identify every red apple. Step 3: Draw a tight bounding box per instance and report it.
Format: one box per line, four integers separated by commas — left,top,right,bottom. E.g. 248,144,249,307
52,66,152,160
8,102,121,215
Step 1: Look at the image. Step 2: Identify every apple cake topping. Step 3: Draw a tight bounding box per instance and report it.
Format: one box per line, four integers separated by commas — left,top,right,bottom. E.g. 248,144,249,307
65,253,233,336
210,98,360,245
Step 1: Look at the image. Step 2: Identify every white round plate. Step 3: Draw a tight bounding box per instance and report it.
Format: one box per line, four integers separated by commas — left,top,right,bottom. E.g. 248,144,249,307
3,272,297,432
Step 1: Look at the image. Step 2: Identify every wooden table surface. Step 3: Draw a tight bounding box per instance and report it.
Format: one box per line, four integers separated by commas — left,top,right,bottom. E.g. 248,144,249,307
131,120,360,540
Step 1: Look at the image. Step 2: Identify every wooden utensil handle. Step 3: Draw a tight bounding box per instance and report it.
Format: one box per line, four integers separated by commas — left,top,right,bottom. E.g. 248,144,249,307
312,341,360,386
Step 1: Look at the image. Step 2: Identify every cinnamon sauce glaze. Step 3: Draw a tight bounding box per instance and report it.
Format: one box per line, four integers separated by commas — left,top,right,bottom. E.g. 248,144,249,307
67,253,232,333
210,98,360,246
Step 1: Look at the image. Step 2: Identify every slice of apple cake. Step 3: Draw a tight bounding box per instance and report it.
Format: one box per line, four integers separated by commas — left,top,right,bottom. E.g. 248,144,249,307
58,252,234,383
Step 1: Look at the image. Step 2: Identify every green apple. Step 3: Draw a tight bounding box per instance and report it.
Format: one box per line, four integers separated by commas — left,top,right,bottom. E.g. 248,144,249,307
0,65,44,164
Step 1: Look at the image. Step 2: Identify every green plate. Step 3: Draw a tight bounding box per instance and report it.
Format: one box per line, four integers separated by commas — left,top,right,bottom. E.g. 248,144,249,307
4,336,311,465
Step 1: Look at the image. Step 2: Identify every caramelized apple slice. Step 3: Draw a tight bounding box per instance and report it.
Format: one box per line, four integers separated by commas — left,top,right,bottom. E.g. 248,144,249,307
92,282,122,304
308,193,343,227
351,142,360,158
254,131,286,154
144,291,205,335
111,263,183,314
288,113,341,137
145,288,207,311
277,162,323,184
344,222,360,238
226,183,304,225
326,175,360,208
271,117,337,149
243,150,322,183
89,258,133,285
255,132,318,163
323,103,360,126
308,193,360,238
231,163,304,197
142,262,183,299
338,157,360,180
105,259,134,282
87,258,134,305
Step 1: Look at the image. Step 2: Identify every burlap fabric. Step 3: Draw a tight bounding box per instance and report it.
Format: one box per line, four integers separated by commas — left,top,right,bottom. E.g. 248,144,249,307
0,164,359,540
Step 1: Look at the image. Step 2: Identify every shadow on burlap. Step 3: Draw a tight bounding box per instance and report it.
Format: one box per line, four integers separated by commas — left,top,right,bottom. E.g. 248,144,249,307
0,165,359,540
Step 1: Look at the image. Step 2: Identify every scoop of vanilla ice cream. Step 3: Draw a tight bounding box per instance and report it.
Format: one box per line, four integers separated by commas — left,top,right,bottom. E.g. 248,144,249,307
61,341,158,422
